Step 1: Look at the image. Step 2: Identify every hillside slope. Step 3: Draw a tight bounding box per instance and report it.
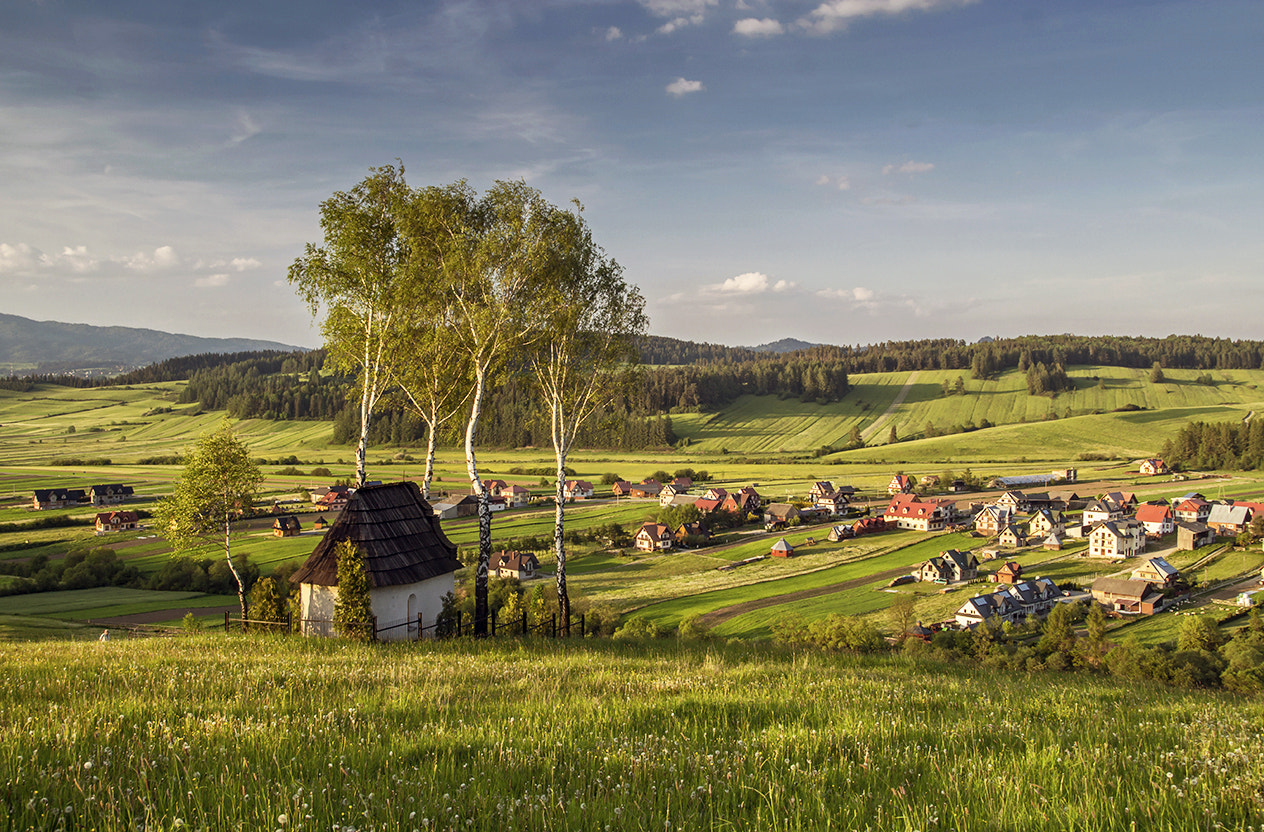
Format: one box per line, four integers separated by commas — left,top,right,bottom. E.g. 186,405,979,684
0,313,302,373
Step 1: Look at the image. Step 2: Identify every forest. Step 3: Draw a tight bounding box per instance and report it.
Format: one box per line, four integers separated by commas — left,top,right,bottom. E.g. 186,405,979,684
1161,419,1264,471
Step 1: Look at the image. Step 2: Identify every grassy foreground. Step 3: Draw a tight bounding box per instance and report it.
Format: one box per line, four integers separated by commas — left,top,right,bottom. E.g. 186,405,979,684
2,636,1262,831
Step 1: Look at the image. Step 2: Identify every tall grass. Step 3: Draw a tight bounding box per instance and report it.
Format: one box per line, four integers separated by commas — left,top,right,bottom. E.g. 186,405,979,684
1,636,1261,830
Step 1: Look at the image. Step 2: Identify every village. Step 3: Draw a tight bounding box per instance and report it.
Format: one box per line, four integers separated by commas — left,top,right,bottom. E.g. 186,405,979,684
21,452,1264,643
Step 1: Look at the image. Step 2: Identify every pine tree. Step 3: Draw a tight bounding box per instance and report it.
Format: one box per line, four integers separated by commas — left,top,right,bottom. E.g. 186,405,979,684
333,541,374,641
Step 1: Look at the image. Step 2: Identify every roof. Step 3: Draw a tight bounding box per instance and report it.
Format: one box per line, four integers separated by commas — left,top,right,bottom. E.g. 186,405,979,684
491,551,538,571
637,522,671,538
1138,557,1178,578
994,474,1057,487
1207,504,1250,526
1135,503,1172,523
1092,576,1157,601
771,538,794,552
290,481,462,589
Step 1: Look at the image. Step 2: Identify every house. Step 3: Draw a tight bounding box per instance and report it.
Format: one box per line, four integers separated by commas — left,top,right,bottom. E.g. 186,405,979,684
1135,503,1175,537
629,481,662,499
1087,520,1145,560
490,551,539,580
764,503,801,528
693,497,724,514
1102,491,1139,511
659,483,694,506
313,516,329,531
827,524,854,542
1049,490,1085,510
483,479,509,496
724,487,762,517
995,561,1022,584
852,517,891,536
888,475,915,495
1177,521,1217,550
89,484,134,506
998,525,1027,549
671,476,693,490
1132,556,1179,587
611,481,634,497
32,488,87,510
1041,533,1063,551
1082,499,1124,525
634,523,674,552
995,491,1026,512
702,487,729,501
94,510,139,533
1207,504,1252,537
503,484,531,508
1173,497,1212,524
1139,458,1169,476
675,521,709,547
431,494,479,520
884,494,947,532
919,475,940,488
973,505,1012,536
918,549,979,583
272,515,302,537
809,481,835,499
1091,577,1163,615
315,488,350,512
770,538,795,558
292,481,464,640
815,491,850,516
1051,468,1078,483
1027,509,1065,538
954,577,1061,628
563,480,594,500
1022,492,1062,512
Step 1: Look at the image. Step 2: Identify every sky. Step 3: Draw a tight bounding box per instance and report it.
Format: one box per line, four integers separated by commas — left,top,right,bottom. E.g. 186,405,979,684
1,0,1261,349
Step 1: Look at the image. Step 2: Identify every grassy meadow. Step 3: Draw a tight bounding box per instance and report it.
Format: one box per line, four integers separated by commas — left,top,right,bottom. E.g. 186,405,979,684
3,635,1263,831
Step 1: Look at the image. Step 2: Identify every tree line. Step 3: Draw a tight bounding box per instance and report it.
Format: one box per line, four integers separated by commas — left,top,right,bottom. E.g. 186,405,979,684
1160,419,1264,471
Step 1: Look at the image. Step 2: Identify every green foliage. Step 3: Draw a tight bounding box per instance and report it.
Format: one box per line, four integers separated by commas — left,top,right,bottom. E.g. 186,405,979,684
332,541,374,641
181,612,203,631
612,616,664,640
676,613,711,641
248,577,286,624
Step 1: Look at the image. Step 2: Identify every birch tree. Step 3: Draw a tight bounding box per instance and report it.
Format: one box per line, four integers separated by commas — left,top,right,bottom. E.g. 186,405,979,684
155,419,263,618
404,180,564,635
533,207,646,634
288,164,412,487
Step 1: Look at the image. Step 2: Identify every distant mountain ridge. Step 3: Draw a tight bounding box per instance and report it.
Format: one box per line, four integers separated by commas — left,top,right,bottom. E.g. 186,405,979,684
0,313,303,374
749,338,821,354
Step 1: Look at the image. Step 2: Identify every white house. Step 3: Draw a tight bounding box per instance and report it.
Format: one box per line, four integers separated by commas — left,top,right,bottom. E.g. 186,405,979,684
291,482,464,641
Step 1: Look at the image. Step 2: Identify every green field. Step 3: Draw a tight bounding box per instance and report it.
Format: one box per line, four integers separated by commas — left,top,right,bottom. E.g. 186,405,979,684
0,635,1261,830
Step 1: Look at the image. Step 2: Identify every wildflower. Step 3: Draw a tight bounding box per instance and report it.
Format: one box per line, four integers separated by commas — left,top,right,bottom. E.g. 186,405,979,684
278,815,288,826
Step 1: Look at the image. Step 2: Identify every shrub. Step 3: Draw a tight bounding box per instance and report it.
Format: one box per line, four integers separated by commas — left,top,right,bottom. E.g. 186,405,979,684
612,616,664,641
332,542,374,641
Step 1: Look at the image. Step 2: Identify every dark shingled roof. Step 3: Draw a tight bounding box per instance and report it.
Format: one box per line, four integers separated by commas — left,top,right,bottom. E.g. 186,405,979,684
291,481,462,588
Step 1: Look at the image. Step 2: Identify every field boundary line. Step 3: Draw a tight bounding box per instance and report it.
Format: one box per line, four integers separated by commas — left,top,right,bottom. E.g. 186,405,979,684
860,371,919,442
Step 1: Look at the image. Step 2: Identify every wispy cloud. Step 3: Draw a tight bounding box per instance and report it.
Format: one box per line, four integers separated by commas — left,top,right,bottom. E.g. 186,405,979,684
666,77,706,96
0,243,38,273
124,245,179,271
816,174,851,190
640,0,717,34
799,0,976,35
883,160,935,175
734,18,785,37
229,111,261,145
604,26,624,41
195,273,230,289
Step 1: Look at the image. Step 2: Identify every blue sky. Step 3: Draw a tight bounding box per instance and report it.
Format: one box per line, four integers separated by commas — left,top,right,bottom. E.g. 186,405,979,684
1,0,1260,349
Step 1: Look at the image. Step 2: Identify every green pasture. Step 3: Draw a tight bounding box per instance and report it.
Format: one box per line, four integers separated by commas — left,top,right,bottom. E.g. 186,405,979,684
1,636,1261,831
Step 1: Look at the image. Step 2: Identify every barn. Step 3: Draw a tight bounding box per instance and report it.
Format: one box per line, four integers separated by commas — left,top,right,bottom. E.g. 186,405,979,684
291,481,463,641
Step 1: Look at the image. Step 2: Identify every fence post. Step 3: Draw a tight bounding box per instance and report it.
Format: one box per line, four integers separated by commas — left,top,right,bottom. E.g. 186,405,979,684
522,609,527,636
286,612,292,634
417,613,423,642
224,611,230,633
457,610,462,638
491,611,497,637
551,614,557,639
579,613,585,639
371,615,378,643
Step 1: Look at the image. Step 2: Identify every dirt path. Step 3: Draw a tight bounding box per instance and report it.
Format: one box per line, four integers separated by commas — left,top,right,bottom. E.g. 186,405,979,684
695,564,914,629
861,371,920,442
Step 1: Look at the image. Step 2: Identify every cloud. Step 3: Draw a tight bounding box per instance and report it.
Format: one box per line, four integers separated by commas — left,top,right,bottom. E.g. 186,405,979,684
230,257,261,271
666,77,705,96
0,243,38,273
658,15,705,34
605,26,623,41
229,112,261,145
195,273,230,288
733,18,785,37
711,272,795,294
45,246,99,274
640,0,716,16
817,175,851,190
882,160,934,175
818,286,875,303
799,0,975,34
123,245,179,271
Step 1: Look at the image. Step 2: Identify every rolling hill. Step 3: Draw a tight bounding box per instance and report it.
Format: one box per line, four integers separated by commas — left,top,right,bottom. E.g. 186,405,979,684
0,313,303,374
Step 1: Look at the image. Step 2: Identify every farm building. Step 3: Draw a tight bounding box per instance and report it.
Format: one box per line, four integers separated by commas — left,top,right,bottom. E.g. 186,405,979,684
770,538,795,558
1177,521,1217,550
291,481,463,640
432,494,479,519
1091,577,1163,615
